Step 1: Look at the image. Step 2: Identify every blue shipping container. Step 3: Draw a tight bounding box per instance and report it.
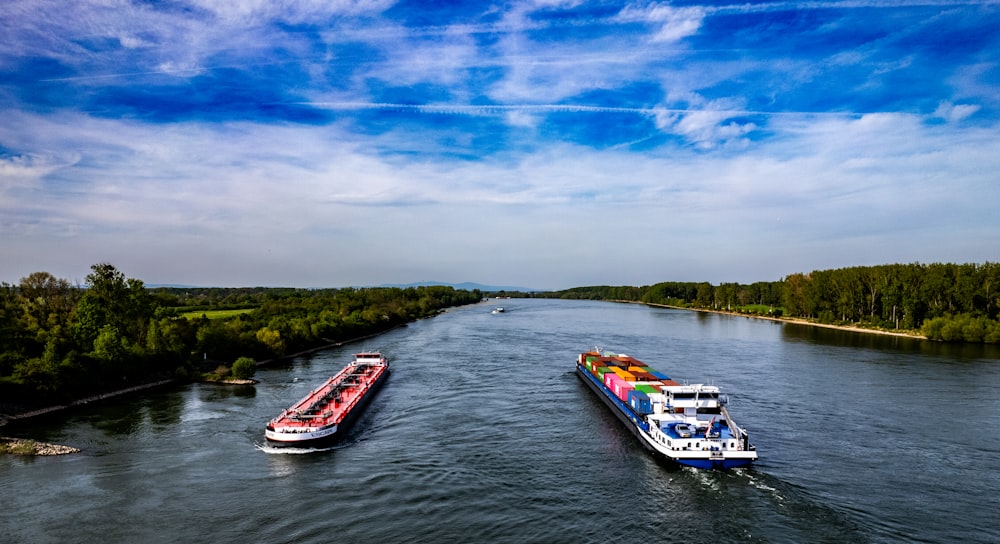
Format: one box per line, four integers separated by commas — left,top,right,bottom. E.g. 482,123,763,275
628,390,652,414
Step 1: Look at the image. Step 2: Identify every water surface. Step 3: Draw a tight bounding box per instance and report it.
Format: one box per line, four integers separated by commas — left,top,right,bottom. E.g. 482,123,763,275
3,299,998,543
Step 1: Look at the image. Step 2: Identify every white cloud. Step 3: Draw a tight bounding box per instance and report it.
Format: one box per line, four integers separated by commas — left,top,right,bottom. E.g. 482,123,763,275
616,3,705,43
2,0,998,287
5,103,998,286
187,0,395,24
934,101,981,123
0,153,79,192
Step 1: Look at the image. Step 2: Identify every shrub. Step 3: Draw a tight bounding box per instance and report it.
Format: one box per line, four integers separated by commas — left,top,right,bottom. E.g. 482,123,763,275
961,318,986,343
2,439,37,455
231,357,256,379
985,321,1000,344
921,317,945,340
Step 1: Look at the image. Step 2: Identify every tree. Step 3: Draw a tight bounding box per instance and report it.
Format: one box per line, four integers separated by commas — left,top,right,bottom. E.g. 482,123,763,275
782,273,810,317
73,263,152,352
93,324,128,375
256,326,285,355
695,282,714,308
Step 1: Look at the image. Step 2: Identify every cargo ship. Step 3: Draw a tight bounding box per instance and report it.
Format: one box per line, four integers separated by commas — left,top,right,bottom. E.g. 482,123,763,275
576,348,757,469
265,351,389,446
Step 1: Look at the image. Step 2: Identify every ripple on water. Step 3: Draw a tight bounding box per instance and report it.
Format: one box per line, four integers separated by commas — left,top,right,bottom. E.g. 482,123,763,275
5,299,1000,544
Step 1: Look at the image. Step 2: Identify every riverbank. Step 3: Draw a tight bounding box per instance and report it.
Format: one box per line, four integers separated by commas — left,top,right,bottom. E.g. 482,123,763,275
0,324,407,430
638,302,926,339
0,379,177,428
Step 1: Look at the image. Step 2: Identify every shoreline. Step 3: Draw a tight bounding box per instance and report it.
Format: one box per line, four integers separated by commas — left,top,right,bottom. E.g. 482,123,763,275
638,301,926,339
0,325,409,454
0,379,177,427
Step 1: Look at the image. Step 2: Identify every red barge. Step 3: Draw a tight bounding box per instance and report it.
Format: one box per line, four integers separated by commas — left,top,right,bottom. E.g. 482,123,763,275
265,352,389,446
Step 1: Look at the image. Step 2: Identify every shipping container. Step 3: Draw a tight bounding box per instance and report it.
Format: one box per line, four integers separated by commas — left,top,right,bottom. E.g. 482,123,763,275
628,390,652,414
618,370,637,382
614,378,635,402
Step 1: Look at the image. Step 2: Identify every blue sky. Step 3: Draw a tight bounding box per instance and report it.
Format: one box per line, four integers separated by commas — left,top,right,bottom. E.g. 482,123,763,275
2,0,998,289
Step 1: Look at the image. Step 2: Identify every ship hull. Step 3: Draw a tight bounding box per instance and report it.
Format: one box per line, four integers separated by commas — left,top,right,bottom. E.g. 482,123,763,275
576,363,754,470
265,365,390,447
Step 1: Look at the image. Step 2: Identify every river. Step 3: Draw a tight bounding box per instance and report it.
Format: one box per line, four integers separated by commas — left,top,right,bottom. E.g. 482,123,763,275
2,298,998,543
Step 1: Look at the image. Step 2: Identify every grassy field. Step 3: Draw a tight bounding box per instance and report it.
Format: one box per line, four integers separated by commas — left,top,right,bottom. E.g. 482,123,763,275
179,308,255,320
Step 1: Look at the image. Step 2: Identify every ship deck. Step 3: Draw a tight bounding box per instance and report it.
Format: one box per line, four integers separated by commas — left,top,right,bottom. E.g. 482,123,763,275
270,363,387,431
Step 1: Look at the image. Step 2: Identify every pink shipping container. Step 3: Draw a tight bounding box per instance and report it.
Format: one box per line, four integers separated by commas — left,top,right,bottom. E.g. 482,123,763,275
608,375,635,402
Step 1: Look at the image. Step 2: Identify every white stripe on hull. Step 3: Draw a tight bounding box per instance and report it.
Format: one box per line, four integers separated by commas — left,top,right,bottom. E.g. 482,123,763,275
636,426,757,466
265,423,339,443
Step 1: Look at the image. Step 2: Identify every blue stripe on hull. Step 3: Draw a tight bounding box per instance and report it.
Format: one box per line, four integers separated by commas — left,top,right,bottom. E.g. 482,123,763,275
577,364,649,432
677,458,755,470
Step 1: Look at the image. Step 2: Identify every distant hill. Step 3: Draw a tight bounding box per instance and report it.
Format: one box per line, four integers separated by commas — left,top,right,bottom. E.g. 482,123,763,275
147,282,542,292
379,281,541,293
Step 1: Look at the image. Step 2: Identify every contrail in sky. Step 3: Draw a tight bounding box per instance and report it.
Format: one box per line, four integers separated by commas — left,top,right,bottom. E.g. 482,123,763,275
296,102,876,117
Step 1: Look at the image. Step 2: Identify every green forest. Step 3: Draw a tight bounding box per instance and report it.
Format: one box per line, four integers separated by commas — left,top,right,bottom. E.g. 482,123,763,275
0,263,481,408
540,262,1000,343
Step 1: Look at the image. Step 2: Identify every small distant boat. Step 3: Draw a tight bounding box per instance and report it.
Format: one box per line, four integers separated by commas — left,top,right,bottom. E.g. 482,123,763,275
265,352,389,446
576,348,757,470
492,307,505,314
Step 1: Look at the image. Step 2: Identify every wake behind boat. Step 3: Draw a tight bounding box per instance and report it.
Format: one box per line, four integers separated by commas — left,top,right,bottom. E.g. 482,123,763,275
265,352,389,446
576,348,757,469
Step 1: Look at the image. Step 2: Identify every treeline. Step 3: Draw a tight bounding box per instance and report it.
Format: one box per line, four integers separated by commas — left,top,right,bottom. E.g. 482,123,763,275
0,263,481,406
539,262,1000,343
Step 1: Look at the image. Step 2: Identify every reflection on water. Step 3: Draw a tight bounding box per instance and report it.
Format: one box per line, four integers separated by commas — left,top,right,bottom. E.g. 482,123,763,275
781,320,1000,359
90,403,146,437
202,384,258,401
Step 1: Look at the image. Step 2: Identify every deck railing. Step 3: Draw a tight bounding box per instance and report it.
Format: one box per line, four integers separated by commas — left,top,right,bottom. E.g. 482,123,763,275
720,405,747,451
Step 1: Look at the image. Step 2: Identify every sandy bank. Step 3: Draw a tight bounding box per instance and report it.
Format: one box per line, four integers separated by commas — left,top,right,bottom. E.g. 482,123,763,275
200,377,258,385
1,437,80,456
639,302,926,339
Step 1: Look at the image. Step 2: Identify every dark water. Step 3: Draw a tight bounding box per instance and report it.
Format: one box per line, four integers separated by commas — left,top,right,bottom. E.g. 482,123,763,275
3,299,999,543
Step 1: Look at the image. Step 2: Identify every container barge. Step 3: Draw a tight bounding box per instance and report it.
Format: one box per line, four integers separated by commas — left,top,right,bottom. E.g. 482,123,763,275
265,352,389,446
576,348,757,469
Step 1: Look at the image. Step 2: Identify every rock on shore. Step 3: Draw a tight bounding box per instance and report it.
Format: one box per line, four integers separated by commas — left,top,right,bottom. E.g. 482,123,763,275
1,437,80,456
